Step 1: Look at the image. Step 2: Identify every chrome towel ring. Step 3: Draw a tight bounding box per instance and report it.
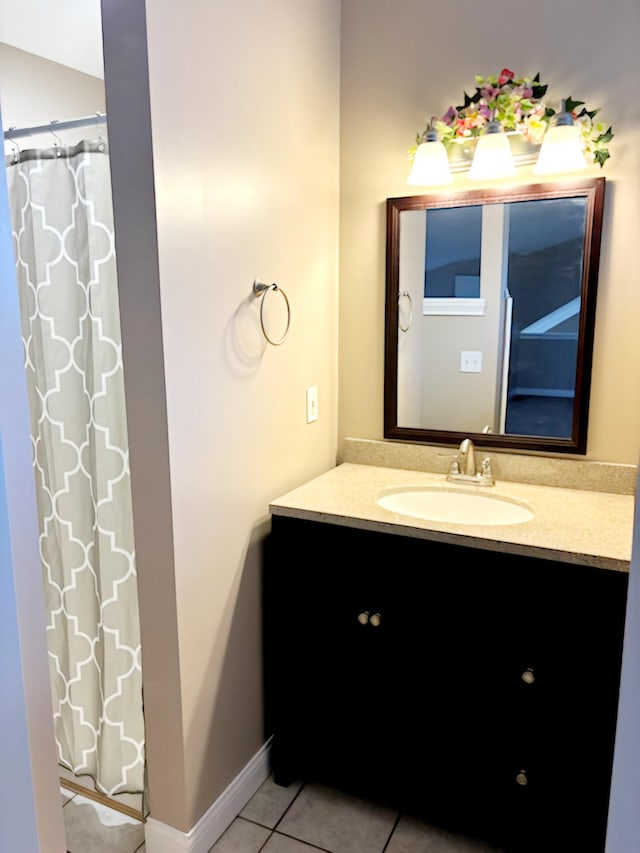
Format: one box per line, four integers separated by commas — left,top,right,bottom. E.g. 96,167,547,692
398,290,413,332
253,280,291,346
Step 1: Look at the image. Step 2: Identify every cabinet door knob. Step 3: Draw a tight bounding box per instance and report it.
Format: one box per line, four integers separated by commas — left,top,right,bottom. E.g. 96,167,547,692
370,613,381,627
357,611,369,625
521,668,535,685
516,770,528,786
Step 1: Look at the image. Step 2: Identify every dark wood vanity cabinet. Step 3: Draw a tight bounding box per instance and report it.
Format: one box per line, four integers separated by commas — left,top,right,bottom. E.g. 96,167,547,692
264,515,628,852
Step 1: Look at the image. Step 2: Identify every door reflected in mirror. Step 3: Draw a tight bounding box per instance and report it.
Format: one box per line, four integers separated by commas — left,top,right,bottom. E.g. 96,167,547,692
384,178,605,454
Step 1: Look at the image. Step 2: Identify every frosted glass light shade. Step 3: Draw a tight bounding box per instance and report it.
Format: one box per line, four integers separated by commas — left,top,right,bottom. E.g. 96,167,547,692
534,121,588,175
468,122,515,181
407,138,452,186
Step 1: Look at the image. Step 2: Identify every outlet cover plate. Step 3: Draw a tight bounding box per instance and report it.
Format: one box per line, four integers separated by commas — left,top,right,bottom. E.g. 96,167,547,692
460,351,482,373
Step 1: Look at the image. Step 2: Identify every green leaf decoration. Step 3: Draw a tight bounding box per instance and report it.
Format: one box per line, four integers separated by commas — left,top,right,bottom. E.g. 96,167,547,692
597,127,614,143
545,107,556,118
533,72,541,82
531,84,547,99
594,149,610,167
564,96,585,114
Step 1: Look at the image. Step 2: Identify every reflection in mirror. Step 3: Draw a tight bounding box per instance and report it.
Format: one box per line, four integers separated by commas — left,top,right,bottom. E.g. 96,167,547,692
384,178,605,454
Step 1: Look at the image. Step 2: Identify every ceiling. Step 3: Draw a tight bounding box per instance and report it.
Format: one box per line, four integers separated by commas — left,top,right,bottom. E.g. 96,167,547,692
0,0,104,78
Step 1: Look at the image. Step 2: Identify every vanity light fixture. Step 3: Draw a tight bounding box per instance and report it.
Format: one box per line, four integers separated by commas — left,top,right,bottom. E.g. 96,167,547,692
467,120,516,181
407,70,614,186
407,125,452,186
533,105,588,175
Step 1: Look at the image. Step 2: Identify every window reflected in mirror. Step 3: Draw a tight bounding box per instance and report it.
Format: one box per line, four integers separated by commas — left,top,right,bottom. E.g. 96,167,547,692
425,205,482,299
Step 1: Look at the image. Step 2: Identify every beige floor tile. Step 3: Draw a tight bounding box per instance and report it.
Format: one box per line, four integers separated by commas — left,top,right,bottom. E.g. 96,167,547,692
63,794,145,853
277,783,398,853
240,775,303,829
385,814,504,853
209,817,271,852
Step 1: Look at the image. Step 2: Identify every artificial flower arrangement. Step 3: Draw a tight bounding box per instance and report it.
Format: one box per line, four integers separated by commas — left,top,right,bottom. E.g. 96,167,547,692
412,68,614,167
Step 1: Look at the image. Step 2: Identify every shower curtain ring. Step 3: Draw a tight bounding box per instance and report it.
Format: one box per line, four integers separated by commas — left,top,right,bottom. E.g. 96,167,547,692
7,128,20,164
95,112,106,151
49,120,62,155
253,279,291,346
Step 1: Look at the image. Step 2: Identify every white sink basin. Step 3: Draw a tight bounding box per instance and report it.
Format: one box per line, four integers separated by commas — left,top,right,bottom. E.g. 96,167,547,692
377,487,534,526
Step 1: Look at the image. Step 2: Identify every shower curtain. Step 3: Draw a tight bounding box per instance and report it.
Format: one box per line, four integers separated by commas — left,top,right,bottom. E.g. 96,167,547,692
5,141,145,796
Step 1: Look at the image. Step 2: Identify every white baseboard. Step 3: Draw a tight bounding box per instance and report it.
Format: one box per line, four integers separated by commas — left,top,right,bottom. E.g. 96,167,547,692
144,739,271,853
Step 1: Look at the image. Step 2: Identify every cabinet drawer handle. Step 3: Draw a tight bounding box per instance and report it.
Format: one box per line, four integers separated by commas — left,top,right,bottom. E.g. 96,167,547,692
521,668,535,685
370,613,381,627
516,770,528,786
357,611,369,625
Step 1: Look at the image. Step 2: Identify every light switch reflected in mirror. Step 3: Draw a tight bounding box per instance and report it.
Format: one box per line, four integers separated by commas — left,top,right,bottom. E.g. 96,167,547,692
384,178,606,454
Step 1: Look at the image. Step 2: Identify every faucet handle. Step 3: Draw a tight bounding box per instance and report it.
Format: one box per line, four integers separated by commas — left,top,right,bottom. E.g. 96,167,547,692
481,457,495,484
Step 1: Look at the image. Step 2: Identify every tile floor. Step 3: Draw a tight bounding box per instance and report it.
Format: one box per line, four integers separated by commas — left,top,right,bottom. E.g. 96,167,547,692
211,776,503,853
61,775,503,852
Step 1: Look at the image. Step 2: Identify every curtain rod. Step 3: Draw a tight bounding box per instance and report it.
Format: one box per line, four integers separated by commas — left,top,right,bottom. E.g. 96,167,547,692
4,113,107,141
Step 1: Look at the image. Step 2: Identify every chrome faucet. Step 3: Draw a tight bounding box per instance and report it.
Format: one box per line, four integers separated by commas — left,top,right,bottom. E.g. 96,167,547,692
447,438,495,486
459,437,477,476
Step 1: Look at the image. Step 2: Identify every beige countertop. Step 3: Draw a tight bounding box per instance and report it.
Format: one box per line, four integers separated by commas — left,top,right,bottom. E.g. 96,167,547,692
270,462,636,572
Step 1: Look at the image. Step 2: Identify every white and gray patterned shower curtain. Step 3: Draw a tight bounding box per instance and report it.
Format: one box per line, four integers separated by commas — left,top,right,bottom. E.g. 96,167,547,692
5,142,145,795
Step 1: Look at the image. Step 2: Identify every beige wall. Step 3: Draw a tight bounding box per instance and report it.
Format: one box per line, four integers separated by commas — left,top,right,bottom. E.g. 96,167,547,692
136,0,341,830
339,0,640,464
0,43,105,152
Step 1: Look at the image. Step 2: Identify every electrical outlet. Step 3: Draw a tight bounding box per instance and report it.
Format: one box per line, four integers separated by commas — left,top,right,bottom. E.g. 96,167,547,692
306,386,318,423
460,351,482,373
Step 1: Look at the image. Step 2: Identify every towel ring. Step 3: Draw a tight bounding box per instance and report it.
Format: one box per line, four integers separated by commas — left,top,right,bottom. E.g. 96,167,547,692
398,291,413,332
253,280,291,346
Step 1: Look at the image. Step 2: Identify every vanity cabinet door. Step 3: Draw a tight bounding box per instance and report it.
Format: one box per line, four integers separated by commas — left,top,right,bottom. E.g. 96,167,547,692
265,516,450,805
397,545,537,841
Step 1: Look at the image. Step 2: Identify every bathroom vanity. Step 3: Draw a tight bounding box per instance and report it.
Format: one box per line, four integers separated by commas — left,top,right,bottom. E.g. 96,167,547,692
264,461,633,853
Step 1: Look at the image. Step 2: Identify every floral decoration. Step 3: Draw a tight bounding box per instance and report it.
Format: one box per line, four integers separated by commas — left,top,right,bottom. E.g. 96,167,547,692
412,69,613,167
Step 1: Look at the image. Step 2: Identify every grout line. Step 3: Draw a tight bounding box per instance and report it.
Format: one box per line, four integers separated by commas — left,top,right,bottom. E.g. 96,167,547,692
241,816,333,852
271,780,306,833
381,812,403,852
268,829,332,851
256,828,273,853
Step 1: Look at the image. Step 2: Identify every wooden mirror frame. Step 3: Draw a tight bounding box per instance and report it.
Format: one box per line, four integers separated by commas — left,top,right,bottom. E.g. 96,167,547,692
384,177,606,454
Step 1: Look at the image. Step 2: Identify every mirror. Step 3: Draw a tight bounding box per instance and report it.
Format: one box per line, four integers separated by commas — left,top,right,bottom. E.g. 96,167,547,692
384,177,605,454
